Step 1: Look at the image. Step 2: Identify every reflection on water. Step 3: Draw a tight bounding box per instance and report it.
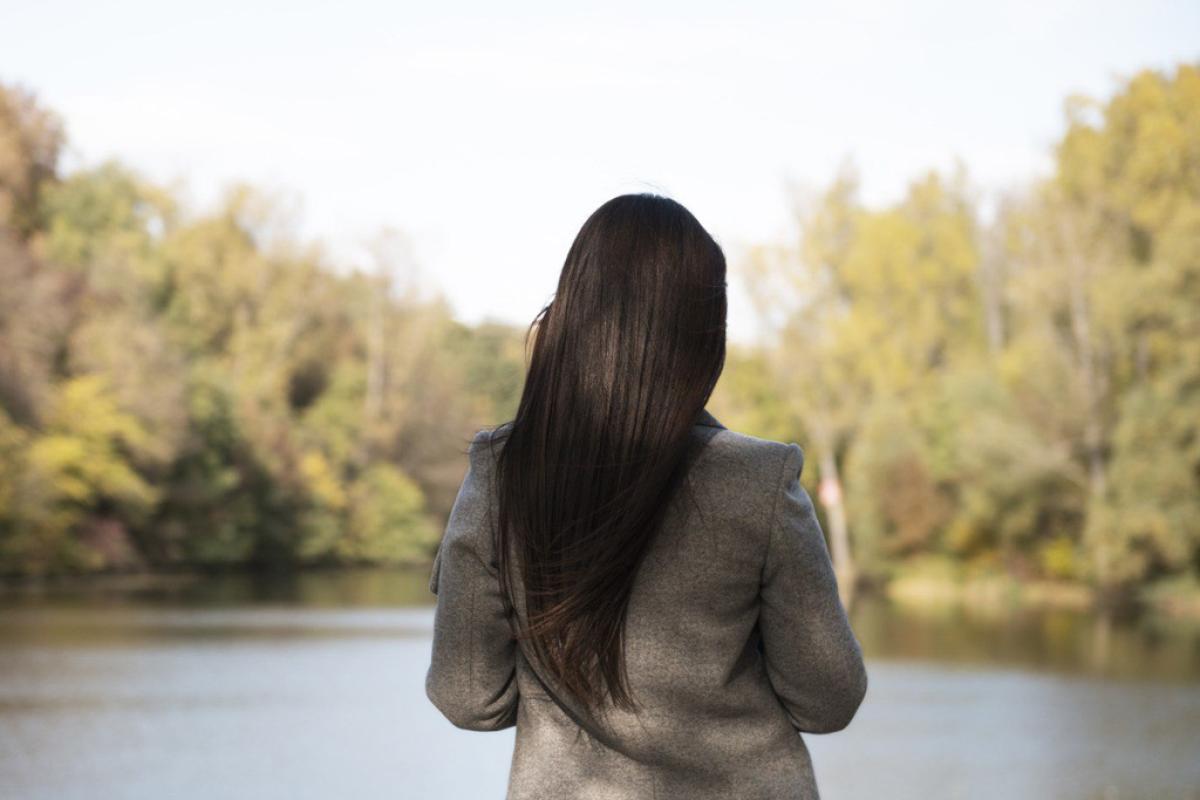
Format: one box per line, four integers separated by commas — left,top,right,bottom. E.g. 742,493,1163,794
1,568,1198,800
850,592,1200,684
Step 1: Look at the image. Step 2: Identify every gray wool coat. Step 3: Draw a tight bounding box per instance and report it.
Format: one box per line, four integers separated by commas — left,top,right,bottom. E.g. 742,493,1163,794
426,408,868,800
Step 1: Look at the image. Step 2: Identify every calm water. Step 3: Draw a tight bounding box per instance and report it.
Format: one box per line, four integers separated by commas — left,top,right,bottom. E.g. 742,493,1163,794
1,568,1198,800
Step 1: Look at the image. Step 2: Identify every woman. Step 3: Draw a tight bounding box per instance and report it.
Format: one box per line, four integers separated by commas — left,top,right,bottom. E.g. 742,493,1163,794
426,193,868,799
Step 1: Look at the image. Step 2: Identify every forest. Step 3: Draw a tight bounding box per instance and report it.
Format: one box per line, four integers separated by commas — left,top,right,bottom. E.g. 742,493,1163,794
1,64,1197,612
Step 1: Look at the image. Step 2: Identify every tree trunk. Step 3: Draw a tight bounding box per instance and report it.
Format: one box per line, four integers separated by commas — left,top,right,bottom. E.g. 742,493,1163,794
816,442,857,601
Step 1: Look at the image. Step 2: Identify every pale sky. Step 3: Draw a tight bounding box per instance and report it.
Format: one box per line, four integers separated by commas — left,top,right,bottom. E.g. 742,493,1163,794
2,1,1197,343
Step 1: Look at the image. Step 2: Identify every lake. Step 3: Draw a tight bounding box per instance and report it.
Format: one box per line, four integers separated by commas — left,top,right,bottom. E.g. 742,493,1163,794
1,568,1198,800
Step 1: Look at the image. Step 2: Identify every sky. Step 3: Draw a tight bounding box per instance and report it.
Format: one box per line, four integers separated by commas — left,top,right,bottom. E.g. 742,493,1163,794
2,0,1197,343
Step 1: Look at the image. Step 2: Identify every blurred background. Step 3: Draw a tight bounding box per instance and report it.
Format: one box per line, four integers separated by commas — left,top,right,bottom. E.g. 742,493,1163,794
1,2,1199,799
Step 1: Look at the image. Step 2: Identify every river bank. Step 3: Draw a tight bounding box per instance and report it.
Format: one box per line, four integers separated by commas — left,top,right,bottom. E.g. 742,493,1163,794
5,559,1200,624
874,559,1200,621
0,563,437,607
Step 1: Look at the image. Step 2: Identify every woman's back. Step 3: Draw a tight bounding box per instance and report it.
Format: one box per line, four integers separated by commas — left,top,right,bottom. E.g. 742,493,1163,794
427,407,869,799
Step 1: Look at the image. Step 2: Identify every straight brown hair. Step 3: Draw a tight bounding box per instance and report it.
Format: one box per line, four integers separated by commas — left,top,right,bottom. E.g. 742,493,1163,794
486,193,727,718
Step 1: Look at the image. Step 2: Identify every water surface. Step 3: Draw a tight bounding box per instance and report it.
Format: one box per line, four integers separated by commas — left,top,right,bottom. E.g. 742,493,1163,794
1,569,1197,800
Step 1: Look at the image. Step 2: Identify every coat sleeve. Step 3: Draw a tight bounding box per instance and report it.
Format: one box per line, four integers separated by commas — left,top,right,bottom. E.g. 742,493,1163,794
758,443,868,733
425,428,520,731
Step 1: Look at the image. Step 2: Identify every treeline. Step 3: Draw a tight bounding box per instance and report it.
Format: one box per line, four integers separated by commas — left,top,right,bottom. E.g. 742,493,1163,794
0,84,526,575
734,63,1199,597
1,64,1198,597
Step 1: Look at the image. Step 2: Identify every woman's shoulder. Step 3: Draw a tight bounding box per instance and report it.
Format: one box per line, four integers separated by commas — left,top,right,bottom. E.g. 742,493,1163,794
694,424,803,483
471,417,803,486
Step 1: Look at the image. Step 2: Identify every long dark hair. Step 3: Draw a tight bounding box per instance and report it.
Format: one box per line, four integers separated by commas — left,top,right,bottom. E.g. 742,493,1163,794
488,193,727,718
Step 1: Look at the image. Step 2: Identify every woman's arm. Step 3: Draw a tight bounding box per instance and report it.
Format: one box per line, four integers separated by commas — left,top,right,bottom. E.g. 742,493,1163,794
425,429,520,731
758,443,868,734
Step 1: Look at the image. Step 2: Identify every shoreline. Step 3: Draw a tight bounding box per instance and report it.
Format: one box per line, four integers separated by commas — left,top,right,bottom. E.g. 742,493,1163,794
3,562,1200,622
0,563,434,605
876,569,1200,621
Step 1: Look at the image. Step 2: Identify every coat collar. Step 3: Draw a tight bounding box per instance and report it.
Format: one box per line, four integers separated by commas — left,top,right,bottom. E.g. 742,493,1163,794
695,407,725,429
